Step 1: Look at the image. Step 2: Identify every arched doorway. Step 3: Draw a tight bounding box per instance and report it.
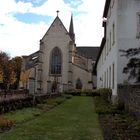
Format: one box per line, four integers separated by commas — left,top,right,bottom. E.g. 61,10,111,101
76,78,83,90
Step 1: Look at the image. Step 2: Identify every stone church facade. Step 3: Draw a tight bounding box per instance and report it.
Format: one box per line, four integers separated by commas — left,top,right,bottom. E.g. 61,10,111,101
20,15,99,94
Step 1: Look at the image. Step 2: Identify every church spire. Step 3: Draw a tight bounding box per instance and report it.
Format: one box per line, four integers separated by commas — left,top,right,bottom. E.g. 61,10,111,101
69,14,75,42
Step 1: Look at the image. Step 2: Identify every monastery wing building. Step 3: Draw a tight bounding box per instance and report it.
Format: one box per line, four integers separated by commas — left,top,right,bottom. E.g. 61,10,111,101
94,0,140,101
19,14,99,94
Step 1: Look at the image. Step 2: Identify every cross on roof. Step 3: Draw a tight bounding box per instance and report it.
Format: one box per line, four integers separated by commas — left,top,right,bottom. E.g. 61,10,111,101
56,10,60,16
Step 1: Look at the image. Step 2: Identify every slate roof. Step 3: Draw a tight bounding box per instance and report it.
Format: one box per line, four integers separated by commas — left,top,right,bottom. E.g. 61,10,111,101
76,47,100,61
23,51,39,70
69,15,75,42
103,0,111,18
93,38,106,75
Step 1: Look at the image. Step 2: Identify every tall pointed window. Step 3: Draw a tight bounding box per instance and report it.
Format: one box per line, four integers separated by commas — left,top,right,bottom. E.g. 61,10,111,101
50,47,62,75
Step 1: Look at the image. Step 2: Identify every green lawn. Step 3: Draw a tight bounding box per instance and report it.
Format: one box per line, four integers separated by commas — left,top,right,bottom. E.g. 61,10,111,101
0,96,103,140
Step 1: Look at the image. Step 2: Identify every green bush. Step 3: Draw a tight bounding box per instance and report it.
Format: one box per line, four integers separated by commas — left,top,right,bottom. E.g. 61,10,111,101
97,88,112,101
116,99,125,111
81,89,100,96
46,97,65,106
65,90,81,96
94,96,125,115
63,94,72,99
94,96,113,114
65,89,101,97
95,98,125,115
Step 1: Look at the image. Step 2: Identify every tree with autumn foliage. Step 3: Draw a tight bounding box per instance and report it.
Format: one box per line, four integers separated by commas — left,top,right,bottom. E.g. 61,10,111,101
0,51,10,89
0,51,22,90
10,57,22,89
120,47,140,83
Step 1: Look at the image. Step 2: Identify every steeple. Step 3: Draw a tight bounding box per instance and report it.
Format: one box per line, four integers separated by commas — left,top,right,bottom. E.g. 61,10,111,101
69,14,75,42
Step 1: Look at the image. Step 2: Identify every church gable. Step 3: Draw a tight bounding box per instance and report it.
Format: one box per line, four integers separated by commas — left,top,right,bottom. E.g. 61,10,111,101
42,16,71,42
19,14,96,94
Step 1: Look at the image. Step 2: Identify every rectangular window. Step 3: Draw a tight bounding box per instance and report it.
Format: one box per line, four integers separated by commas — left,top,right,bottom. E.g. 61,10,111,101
112,23,115,45
137,13,140,38
111,0,115,8
105,45,106,60
108,6,111,19
107,39,109,55
102,75,103,88
109,66,111,88
101,54,103,64
107,69,108,88
104,47,106,61
109,32,111,51
102,52,104,64
104,71,106,87
112,63,115,89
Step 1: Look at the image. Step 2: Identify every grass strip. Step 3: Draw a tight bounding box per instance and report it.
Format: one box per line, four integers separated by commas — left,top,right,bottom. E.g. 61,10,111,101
0,96,103,140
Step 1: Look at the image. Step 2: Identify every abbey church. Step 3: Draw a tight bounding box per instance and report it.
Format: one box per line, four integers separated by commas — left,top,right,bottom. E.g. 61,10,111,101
20,14,99,94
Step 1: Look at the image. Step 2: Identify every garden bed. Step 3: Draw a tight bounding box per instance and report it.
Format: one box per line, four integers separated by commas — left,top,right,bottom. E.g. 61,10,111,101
94,96,140,140
0,95,70,132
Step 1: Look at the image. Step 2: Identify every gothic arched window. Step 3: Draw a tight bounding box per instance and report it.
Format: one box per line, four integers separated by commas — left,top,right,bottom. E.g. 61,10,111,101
50,47,62,75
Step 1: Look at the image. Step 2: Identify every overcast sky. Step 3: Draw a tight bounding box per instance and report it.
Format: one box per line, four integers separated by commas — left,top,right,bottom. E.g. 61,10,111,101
0,0,106,57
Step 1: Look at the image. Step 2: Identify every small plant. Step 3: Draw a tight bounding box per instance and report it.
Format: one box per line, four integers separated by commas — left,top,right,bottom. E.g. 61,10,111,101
64,94,72,99
82,89,92,96
94,96,113,114
82,89,100,96
55,97,65,105
115,99,125,111
97,88,112,101
66,89,81,96
123,80,130,85
0,117,15,131
94,96,126,115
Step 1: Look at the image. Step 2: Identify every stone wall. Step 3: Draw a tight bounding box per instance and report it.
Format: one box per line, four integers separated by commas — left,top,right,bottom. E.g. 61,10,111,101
118,84,140,117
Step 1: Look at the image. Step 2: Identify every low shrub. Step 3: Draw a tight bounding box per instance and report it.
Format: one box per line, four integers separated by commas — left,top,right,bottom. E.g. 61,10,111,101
94,96,125,115
115,99,125,111
55,97,65,105
97,88,112,101
65,90,81,96
94,96,112,114
0,117,15,131
46,97,65,106
81,89,100,96
64,94,72,99
65,89,101,97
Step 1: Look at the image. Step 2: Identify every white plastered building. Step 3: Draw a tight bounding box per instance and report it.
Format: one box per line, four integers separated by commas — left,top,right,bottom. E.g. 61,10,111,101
95,0,140,100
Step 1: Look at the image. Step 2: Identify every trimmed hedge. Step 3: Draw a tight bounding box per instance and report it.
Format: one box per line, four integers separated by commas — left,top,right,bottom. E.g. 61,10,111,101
81,89,100,96
64,88,112,100
65,89,100,97
0,94,49,114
